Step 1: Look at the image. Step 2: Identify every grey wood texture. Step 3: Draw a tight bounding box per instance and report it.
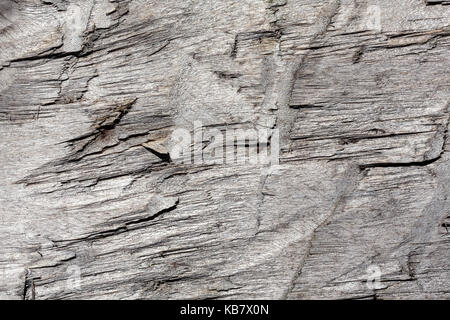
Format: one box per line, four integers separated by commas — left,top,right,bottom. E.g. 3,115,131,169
0,0,449,299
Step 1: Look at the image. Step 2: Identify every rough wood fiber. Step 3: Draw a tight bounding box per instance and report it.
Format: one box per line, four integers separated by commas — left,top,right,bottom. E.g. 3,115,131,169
0,0,449,299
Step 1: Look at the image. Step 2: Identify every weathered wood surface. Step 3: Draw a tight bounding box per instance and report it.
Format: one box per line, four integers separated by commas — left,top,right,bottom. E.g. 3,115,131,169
0,0,449,299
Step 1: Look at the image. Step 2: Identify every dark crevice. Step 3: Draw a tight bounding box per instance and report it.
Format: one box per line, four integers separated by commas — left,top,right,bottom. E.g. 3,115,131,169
96,98,137,131
22,273,36,300
126,198,179,227
359,156,442,170
425,0,450,5
360,122,448,169
339,131,434,145
352,46,365,64
60,98,137,163
52,199,179,246
214,71,242,79
9,46,98,65
143,146,172,163
290,104,324,109
230,30,281,58
230,34,239,58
